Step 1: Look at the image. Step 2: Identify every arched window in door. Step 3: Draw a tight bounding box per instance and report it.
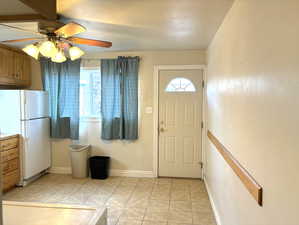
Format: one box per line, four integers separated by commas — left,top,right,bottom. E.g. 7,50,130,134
165,77,196,92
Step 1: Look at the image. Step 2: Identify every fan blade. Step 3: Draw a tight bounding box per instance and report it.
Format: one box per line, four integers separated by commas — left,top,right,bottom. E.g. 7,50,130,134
0,23,41,35
2,38,42,43
68,37,112,48
54,22,86,38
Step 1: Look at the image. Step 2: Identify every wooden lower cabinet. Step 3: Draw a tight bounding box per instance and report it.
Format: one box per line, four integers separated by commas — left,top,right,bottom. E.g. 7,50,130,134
3,170,20,192
1,148,19,162
2,158,19,175
0,135,20,192
0,137,18,151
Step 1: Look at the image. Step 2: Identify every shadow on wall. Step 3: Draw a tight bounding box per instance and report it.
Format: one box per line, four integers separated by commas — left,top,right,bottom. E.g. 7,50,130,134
78,120,137,169
51,120,136,170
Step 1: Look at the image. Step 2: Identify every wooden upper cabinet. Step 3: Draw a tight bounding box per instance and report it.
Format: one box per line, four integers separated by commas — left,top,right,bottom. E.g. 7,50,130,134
0,48,14,78
0,45,31,87
14,52,31,86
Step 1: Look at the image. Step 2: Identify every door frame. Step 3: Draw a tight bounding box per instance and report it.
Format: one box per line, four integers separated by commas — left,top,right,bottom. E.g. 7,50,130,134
153,65,207,178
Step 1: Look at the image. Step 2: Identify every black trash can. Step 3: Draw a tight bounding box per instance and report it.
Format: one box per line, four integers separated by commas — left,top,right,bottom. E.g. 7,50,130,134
89,156,110,179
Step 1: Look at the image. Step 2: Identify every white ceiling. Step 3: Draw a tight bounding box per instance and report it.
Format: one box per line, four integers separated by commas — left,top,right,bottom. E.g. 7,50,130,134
0,0,234,52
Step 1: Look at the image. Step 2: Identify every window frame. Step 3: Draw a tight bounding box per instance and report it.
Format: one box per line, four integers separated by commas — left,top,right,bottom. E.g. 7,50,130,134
165,77,197,92
79,67,102,122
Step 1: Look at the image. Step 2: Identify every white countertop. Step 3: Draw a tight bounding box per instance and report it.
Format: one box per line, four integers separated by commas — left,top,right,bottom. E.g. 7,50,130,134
0,133,18,141
3,201,107,225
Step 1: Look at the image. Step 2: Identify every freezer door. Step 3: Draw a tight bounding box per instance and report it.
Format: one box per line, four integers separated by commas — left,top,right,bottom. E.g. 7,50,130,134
22,91,49,120
23,118,51,180
0,90,21,134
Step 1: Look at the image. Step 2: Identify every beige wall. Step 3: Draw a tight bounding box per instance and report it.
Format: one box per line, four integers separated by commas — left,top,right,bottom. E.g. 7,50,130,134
206,0,299,225
30,59,43,90
30,50,206,171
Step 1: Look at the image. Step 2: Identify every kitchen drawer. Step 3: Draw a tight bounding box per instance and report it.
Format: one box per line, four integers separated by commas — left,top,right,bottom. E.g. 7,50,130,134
3,170,19,192
2,158,19,175
1,148,18,162
0,137,18,151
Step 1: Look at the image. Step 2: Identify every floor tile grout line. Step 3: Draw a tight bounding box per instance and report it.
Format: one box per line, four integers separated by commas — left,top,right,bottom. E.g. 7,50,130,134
4,175,215,225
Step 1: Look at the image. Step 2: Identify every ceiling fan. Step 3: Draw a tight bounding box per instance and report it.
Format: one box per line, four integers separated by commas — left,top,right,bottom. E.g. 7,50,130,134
0,21,112,63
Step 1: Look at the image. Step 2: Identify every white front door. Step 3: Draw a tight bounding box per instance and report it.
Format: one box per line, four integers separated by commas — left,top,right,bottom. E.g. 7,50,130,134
158,69,203,178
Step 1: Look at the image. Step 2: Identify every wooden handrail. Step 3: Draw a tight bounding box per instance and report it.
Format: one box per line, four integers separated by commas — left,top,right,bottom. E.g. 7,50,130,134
207,130,263,206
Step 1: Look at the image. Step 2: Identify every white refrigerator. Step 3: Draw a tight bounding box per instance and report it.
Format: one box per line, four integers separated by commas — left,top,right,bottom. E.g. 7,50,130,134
0,90,51,185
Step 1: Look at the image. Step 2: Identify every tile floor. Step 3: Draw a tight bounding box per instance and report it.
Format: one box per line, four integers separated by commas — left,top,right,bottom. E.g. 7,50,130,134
3,174,216,225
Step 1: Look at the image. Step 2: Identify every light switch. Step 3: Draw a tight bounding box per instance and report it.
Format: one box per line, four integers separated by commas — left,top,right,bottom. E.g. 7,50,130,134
145,107,153,114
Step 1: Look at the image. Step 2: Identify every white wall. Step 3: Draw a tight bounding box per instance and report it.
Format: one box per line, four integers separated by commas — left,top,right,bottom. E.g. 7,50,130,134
30,50,206,172
206,0,299,225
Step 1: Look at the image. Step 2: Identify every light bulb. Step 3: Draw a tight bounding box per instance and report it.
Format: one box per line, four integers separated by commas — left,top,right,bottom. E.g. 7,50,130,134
69,46,85,60
22,44,39,60
39,41,58,58
51,51,66,63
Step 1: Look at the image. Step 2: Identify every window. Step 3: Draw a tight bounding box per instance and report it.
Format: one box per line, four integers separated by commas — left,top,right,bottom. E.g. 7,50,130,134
165,77,196,92
80,68,101,118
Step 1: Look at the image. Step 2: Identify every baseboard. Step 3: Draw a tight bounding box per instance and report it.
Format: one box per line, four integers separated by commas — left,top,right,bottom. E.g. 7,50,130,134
204,176,222,225
49,167,72,174
49,167,154,178
110,169,154,178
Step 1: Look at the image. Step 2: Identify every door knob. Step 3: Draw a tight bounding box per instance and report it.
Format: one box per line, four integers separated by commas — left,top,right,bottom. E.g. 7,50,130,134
159,121,166,133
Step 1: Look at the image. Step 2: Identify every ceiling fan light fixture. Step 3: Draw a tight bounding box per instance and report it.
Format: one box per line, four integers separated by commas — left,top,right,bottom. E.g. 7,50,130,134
51,50,67,63
22,44,39,60
2,21,112,63
69,46,85,61
39,40,58,58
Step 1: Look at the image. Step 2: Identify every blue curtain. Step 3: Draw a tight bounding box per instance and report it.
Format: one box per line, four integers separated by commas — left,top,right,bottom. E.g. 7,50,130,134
101,56,140,140
101,59,121,139
41,58,81,140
